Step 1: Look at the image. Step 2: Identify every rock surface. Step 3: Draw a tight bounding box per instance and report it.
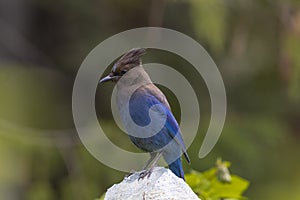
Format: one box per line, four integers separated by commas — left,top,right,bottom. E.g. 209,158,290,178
105,167,200,200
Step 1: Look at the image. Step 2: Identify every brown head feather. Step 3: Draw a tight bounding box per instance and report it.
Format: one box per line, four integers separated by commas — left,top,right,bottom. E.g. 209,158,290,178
112,48,146,76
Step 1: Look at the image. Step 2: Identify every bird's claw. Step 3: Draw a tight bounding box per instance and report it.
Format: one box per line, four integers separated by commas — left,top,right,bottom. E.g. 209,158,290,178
124,170,136,179
138,168,153,181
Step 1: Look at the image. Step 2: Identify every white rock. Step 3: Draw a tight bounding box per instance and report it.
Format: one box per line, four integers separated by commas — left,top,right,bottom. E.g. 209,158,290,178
105,167,200,200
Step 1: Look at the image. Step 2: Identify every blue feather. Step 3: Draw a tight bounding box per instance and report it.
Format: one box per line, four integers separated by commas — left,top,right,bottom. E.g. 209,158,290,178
168,158,185,180
127,84,189,179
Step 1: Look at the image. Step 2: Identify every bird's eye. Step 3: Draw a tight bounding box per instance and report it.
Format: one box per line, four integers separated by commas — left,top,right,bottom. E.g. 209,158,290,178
121,70,127,75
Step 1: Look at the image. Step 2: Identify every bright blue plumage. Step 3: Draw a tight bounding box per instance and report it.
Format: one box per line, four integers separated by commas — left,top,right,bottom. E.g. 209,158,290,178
128,84,188,179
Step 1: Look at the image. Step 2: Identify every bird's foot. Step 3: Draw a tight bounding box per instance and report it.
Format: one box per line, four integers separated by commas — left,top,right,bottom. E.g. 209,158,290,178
124,169,136,179
138,168,153,181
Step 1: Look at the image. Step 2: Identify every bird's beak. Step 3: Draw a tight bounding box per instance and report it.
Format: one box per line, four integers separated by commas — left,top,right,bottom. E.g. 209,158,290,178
99,73,121,83
99,75,113,83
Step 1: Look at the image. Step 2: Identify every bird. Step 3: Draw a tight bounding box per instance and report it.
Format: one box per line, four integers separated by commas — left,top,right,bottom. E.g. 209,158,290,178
99,48,190,180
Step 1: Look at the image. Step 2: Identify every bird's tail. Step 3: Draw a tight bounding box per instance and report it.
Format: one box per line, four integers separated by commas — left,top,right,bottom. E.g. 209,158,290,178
168,158,185,180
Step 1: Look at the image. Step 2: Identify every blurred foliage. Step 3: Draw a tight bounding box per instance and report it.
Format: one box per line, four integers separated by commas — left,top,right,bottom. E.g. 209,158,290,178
190,0,228,52
0,0,300,200
186,159,249,200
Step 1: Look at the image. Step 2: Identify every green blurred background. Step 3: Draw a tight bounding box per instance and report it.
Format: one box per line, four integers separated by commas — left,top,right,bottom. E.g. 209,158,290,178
0,0,300,199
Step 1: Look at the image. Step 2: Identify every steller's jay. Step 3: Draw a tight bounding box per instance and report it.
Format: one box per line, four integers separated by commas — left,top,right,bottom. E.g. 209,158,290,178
99,48,190,180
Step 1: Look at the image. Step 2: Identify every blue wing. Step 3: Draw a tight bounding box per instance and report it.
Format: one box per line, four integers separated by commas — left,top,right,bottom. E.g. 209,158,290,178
128,83,190,163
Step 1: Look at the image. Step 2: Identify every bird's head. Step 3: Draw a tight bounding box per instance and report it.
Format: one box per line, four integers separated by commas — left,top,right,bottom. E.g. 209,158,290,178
99,48,146,83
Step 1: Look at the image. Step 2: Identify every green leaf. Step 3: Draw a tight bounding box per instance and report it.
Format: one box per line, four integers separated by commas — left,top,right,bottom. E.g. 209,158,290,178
186,159,250,200
207,175,249,199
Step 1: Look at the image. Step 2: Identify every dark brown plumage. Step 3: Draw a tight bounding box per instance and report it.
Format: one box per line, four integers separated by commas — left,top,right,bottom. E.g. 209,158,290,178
112,48,146,76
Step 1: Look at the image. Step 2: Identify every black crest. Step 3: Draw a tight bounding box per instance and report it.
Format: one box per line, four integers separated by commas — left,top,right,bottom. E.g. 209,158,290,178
116,48,146,67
